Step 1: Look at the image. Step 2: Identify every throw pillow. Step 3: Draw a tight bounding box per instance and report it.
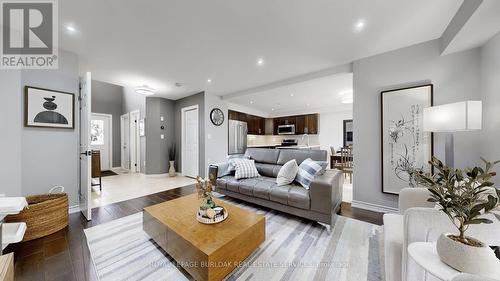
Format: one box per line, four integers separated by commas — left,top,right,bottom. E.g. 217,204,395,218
227,154,250,173
315,161,328,175
234,159,260,180
295,158,323,189
276,159,299,186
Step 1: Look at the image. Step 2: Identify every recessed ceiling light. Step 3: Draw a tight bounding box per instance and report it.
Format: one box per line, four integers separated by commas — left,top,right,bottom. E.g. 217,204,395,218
250,101,254,104
135,85,155,96
271,108,275,111
354,19,366,32
66,25,76,32
306,103,310,107
257,58,264,65
207,79,212,83
290,93,294,97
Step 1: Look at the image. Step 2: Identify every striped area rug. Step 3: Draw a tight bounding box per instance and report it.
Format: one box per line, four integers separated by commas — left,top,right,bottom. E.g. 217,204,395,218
84,198,383,281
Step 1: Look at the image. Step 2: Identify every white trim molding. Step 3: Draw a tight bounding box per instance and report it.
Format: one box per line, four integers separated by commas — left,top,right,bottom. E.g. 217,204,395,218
351,200,398,214
69,205,80,214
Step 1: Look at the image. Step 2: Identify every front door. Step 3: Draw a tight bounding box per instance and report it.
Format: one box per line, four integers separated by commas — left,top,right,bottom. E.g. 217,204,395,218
182,106,199,178
91,113,112,171
79,72,92,220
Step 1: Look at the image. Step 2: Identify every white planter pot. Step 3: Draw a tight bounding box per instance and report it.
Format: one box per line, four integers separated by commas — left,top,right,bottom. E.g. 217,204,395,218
169,161,176,177
436,233,500,279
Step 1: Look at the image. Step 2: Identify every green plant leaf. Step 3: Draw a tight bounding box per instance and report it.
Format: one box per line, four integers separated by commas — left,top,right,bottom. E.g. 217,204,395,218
465,218,493,225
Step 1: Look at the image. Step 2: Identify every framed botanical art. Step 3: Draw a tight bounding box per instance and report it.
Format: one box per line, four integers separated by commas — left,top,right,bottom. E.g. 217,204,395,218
381,84,433,195
25,86,75,129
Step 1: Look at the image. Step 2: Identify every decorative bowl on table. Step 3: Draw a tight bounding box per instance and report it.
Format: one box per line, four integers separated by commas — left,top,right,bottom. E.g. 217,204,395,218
196,206,228,224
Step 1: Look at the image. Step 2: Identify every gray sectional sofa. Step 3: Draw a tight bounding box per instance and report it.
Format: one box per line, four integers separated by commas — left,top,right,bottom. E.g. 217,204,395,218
209,148,343,226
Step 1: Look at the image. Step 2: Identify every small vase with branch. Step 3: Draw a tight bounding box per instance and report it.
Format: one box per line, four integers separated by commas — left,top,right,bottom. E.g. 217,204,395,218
168,144,176,177
414,156,500,277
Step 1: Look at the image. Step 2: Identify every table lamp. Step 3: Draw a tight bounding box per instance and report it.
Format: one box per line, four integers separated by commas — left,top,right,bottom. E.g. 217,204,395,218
423,101,482,167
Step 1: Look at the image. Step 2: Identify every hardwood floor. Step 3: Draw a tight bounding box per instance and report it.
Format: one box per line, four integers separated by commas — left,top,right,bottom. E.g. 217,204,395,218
4,185,383,281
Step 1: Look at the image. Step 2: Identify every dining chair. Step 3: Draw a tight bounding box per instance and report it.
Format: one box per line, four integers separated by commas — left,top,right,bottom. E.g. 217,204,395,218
340,147,353,183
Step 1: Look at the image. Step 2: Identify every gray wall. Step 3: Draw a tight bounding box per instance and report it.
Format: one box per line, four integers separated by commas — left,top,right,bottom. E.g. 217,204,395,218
19,50,80,207
352,39,482,210
91,80,124,167
479,32,500,185
145,97,175,174
122,87,146,173
0,70,22,197
174,92,206,177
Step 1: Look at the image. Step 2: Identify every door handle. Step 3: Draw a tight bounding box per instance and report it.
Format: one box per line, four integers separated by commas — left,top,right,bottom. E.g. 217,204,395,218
80,150,92,156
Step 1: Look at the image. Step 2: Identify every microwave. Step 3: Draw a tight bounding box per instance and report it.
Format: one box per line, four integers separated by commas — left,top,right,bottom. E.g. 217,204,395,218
278,124,295,135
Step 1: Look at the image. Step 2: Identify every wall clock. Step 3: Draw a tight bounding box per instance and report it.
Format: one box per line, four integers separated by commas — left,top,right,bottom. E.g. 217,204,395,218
210,108,224,126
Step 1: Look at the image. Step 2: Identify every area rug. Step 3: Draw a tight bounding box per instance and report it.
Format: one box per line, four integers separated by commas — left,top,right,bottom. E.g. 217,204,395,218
84,198,383,281
100,170,119,177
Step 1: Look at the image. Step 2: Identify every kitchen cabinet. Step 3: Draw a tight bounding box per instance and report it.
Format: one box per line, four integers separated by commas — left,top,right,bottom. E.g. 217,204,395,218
275,113,318,135
305,114,318,134
230,110,265,135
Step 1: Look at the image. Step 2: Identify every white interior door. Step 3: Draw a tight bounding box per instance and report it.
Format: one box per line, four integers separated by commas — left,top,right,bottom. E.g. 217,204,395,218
79,72,92,220
91,113,112,171
182,105,199,178
129,110,140,173
121,113,130,170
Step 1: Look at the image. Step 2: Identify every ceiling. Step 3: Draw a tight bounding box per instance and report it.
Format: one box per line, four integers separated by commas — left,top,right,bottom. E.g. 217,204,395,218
443,0,500,55
228,73,353,117
59,0,462,99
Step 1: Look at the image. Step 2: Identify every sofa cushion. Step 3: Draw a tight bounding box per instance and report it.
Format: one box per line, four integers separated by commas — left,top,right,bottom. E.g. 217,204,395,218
216,175,234,190
245,148,280,164
383,213,404,281
277,149,327,166
253,177,276,200
238,178,260,196
270,185,291,205
255,163,282,178
234,159,260,180
226,177,242,193
288,185,310,209
276,160,299,186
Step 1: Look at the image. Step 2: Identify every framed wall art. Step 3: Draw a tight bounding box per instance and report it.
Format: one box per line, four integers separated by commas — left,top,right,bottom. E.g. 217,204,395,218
25,86,75,129
381,84,433,195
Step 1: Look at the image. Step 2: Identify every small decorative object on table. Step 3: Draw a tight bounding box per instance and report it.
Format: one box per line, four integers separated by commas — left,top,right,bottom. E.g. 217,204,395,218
168,145,176,177
415,157,500,278
195,176,228,224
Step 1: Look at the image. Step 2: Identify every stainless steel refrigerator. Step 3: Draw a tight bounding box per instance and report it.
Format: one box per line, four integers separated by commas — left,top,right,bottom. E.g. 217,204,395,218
228,120,248,154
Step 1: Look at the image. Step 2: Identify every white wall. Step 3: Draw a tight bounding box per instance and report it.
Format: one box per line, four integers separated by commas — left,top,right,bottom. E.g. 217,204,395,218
353,39,482,211
0,70,22,197
318,110,352,153
0,50,81,206
479,32,500,185
205,93,229,175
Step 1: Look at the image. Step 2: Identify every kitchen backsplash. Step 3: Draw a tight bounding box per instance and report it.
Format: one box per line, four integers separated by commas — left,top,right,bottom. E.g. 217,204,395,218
247,135,320,147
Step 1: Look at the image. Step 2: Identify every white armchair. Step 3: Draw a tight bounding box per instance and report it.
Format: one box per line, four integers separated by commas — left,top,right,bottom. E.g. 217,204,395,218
383,188,500,281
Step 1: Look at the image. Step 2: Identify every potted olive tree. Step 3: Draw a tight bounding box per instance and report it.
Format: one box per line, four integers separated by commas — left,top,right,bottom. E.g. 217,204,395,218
415,157,500,277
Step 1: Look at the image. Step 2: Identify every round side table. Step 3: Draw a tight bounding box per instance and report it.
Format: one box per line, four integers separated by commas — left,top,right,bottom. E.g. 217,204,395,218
408,242,460,281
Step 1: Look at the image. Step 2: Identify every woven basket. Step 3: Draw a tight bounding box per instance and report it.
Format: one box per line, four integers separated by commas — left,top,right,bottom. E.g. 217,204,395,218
5,188,69,242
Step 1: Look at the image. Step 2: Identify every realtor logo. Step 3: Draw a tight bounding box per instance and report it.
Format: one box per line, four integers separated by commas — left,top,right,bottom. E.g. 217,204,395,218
1,0,58,69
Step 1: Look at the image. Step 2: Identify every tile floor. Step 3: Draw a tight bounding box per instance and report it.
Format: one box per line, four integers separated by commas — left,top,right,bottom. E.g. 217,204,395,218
90,169,196,208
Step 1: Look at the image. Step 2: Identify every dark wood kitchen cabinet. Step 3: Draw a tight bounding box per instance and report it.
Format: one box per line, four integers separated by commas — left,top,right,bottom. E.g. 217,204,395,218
229,110,265,135
291,114,319,134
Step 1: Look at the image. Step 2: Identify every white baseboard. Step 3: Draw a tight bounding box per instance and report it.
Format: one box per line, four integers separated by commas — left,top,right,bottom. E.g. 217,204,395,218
69,205,80,214
351,200,398,214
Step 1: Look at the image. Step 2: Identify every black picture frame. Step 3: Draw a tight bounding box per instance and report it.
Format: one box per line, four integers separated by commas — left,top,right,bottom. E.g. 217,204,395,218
343,119,353,148
24,86,75,129
380,84,434,195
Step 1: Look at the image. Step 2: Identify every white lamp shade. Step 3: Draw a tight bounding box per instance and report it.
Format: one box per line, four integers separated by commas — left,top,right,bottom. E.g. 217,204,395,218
423,101,482,132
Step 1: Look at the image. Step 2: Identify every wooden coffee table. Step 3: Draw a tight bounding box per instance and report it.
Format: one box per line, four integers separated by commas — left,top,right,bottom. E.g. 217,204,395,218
143,194,266,281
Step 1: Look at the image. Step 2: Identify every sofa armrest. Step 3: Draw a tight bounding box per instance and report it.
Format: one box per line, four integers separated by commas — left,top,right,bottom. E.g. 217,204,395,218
309,169,343,214
398,188,435,214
